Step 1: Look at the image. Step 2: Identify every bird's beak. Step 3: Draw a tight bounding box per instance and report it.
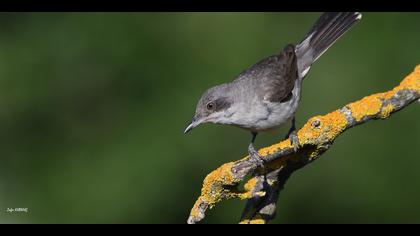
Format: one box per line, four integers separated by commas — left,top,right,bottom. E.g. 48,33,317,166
184,117,199,134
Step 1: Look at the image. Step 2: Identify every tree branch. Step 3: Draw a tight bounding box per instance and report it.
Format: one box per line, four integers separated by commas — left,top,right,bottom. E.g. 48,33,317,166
187,65,420,224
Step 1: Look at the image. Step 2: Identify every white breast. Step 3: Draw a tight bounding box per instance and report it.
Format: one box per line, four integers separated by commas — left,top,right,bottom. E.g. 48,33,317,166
228,78,302,132
258,80,301,131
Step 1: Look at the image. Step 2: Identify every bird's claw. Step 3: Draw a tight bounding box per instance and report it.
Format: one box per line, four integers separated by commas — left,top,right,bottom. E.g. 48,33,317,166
288,130,299,152
248,143,265,168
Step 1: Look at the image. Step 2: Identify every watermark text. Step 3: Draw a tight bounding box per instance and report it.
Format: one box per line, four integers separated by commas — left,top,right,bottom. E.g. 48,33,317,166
5,208,28,213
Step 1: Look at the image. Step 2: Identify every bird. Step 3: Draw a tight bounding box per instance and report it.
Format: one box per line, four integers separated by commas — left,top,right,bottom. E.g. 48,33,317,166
184,12,362,166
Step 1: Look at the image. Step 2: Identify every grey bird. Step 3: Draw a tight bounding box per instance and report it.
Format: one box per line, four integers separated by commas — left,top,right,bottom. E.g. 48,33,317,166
184,12,362,165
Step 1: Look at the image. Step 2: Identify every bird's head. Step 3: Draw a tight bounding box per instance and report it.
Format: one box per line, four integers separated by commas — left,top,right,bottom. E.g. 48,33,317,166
184,84,233,134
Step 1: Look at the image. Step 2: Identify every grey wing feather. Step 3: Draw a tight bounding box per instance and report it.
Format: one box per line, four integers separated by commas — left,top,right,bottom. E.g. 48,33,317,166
265,44,298,102
234,44,298,103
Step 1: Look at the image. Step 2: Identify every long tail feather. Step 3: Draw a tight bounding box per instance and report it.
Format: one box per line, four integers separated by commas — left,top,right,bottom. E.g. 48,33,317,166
296,12,362,78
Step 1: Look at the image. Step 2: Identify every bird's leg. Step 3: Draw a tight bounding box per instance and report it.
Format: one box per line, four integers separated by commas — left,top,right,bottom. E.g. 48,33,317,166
286,117,299,152
248,132,265,167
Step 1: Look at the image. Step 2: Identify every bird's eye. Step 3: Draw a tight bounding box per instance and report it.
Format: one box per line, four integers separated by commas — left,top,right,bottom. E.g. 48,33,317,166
206,102,215,110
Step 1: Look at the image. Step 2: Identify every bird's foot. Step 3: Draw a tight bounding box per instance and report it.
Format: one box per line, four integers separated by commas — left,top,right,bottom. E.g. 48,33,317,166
248,143,265,168
288,130,299,152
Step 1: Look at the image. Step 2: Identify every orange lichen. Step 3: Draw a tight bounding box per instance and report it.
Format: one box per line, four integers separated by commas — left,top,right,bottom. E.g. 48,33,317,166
399,65,420,92
380,103,394,119
248,218,266,224
238,177,259,200
190,161,258,219
382,65,420,99
381,90,397,100
239,214,266,224
346,65,419,123
258,138,293,157
239,219,249,224
244,177,258,193
347,95,383,122
189,162,237,217
189,198,204,220
201,162,236,203
298,110,347,145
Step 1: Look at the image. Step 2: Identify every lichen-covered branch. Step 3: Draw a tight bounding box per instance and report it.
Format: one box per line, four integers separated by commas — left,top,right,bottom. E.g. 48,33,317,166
187,65,420,224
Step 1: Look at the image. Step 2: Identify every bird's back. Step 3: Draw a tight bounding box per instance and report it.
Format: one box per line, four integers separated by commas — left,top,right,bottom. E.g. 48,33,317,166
225,45,301,132
232,44,298,103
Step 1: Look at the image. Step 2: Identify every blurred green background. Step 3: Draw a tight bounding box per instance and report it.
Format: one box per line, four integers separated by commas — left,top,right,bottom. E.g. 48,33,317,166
0,12,419,224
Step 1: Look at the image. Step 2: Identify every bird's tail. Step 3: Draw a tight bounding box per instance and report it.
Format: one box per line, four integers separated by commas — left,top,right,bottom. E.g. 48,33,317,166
295,12,362,78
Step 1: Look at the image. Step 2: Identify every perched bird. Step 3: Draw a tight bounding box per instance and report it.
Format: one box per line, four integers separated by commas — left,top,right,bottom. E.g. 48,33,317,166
184,12,362,165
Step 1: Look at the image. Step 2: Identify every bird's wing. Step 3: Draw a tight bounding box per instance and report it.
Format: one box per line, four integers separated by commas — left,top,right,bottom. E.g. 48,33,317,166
234,44,298,103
